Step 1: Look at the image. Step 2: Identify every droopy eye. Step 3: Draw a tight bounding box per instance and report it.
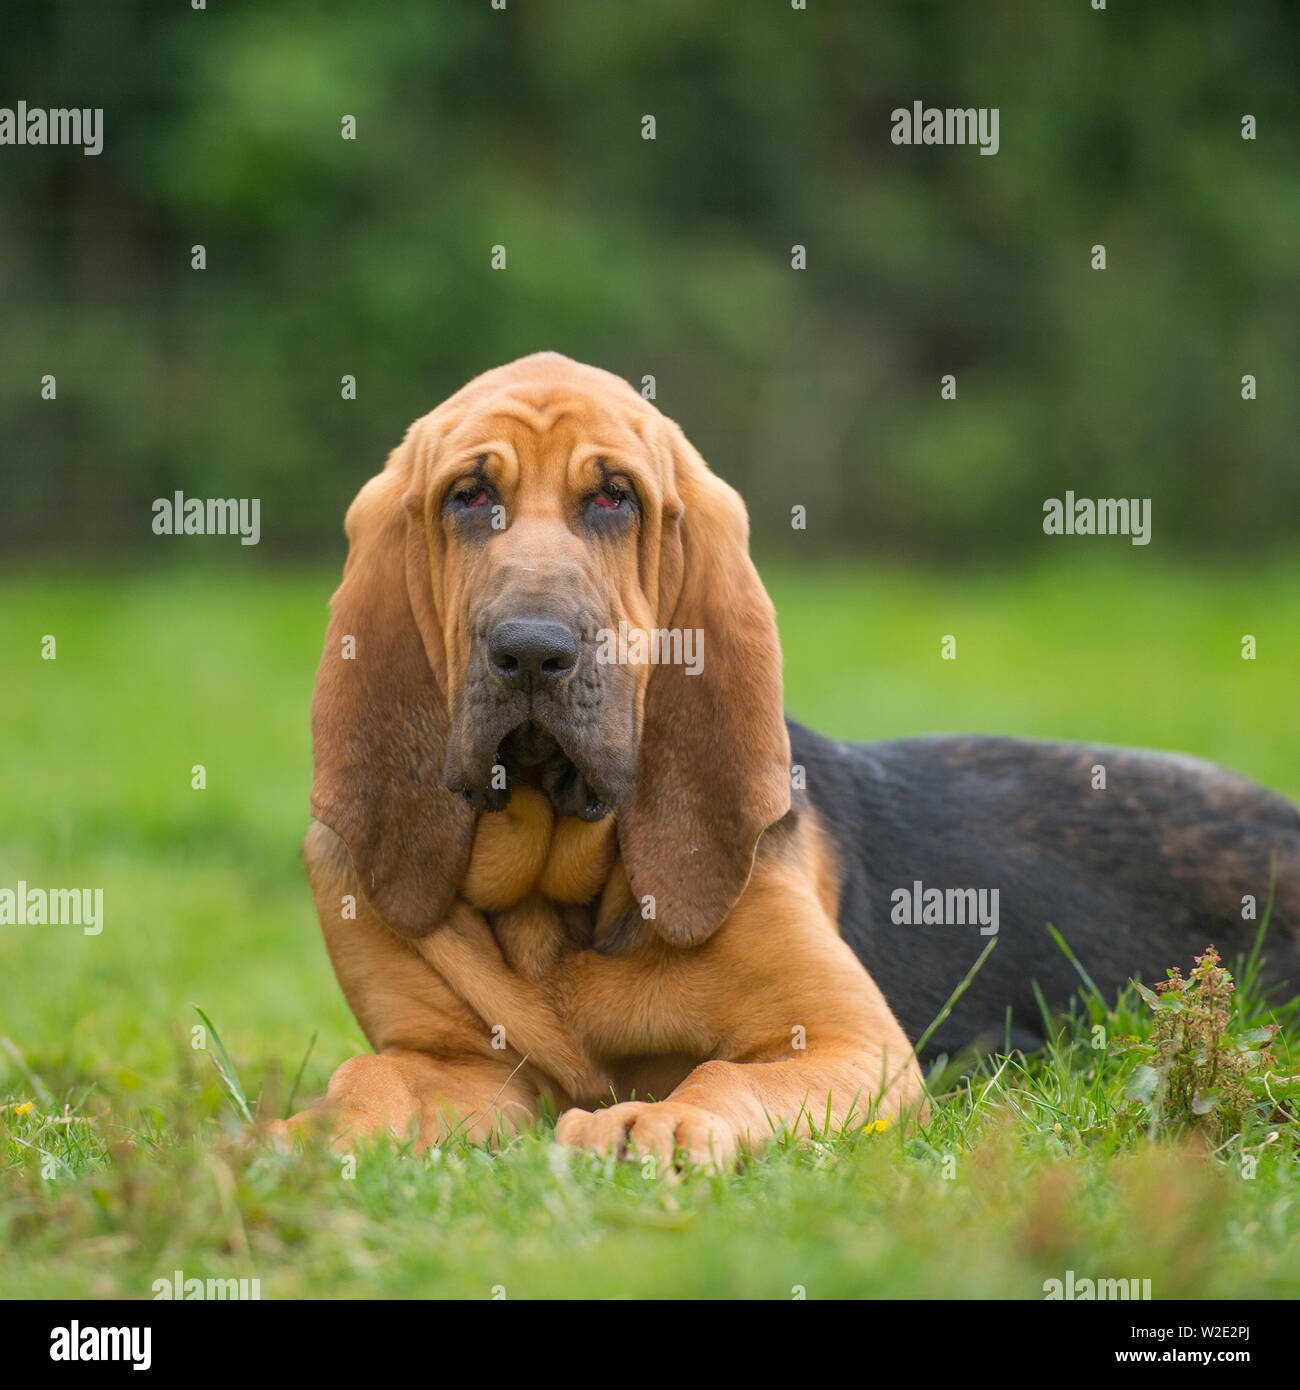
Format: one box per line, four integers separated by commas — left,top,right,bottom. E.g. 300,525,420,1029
592,483,630,511
451,483,489,509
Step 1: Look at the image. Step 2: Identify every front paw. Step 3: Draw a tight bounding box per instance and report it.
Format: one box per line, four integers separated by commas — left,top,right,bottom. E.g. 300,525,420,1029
555,1100,739,1170
260,1100,389,1152
262,1054,423,1151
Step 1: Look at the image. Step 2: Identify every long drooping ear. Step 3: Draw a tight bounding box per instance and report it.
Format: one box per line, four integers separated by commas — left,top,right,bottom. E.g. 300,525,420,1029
309,430,474,937
618,421,792,946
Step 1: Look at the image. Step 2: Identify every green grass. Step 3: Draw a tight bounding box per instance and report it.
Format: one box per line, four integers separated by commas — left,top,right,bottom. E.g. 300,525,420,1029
1,556,1297,1299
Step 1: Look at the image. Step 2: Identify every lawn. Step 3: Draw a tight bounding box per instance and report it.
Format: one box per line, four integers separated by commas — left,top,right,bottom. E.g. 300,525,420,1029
1,556,1297,1299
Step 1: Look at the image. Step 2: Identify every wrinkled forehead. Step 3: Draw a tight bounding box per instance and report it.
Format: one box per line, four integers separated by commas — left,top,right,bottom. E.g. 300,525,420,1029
438,386,654,489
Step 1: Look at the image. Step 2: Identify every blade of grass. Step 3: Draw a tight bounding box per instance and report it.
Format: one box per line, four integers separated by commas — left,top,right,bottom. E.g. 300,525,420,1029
284,1031,318,1119
1236,862,1275,1012
1031,978,1054,1041
192,1005,254,1124
888,938,998,1102
1045,923,1106,1007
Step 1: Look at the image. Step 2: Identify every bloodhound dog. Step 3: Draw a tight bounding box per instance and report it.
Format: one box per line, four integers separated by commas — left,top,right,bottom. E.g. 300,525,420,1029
282,352,1300,1167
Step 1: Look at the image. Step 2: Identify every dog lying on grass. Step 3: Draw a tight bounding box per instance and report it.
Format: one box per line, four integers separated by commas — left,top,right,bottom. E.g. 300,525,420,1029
273,353,1300,1167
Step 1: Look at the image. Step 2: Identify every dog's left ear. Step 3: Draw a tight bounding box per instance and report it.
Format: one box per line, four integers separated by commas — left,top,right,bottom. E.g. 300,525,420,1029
618,419,792,946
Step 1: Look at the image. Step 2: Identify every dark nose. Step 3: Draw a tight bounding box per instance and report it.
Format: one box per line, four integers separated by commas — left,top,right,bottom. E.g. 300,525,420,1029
487,619,580,690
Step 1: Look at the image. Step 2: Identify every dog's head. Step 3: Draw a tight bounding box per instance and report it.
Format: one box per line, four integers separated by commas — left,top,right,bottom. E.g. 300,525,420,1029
311,352,790,944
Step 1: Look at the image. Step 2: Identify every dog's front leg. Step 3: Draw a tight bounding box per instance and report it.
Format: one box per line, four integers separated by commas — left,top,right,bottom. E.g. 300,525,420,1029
272,821,545,1150
276,1047,539,1150
557,864,927,1169
556,1044,920,1169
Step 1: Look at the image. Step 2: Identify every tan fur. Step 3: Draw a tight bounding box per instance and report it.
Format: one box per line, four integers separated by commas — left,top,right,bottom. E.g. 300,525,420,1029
284,353,927,1167
412,902,610,1102
593,858,636,944
461,786,554,911
461,786,618,913
806,810,843,931
538,816,618,904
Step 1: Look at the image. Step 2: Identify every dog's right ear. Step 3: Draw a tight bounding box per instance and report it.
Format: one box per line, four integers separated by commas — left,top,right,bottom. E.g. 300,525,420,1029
310,426,474,937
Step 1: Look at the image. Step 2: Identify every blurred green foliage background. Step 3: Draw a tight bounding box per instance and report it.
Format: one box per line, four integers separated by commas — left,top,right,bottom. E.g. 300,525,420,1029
2,0,1298,559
